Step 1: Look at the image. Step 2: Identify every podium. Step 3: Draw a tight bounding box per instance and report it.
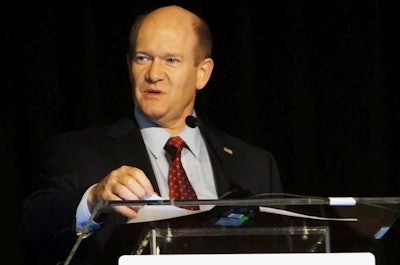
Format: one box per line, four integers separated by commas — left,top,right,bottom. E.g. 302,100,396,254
95,197,400,265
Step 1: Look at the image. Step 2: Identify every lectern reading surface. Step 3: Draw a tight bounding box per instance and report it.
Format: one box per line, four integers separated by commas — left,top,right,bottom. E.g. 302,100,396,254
95,196,400,265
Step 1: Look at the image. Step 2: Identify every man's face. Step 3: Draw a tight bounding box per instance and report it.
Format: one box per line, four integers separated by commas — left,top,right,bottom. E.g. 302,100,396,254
129,11,204,129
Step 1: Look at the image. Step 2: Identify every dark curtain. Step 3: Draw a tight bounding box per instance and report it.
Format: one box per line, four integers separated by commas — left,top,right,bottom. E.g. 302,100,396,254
1,0,399,264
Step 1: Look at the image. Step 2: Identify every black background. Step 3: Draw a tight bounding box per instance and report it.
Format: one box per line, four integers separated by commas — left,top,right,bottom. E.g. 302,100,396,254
1,1,399,264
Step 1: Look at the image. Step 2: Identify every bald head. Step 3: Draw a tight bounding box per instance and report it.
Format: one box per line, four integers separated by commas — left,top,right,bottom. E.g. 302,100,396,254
146,5,198,23
128,5,212,64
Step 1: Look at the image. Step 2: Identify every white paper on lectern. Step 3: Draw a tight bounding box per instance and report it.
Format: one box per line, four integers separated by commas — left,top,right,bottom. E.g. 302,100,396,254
260,206,358,221
127,195,207,224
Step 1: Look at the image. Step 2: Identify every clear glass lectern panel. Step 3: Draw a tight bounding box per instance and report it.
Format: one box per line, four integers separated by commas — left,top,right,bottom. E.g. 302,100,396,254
101,197,400,265
329,197,400,239
281,197,400,240
141,226,330,255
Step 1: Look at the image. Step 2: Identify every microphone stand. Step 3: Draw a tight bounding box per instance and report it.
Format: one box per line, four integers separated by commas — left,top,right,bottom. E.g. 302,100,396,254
62,200,108,265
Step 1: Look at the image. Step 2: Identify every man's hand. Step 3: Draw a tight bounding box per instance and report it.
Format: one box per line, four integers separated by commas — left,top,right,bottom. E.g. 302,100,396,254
88,165,156,219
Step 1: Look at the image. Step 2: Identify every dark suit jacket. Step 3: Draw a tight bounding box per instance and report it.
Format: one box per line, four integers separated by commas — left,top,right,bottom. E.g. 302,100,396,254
19,115,282,264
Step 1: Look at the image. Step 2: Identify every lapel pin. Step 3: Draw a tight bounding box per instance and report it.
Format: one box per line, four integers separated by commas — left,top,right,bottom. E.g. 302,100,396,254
223,147,233,155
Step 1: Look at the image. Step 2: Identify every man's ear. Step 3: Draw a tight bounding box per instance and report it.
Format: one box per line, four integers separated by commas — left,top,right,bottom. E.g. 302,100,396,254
196,58,214,90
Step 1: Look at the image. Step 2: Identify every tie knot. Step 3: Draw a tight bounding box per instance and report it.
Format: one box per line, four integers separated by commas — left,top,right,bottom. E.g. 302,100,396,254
164,136,185,156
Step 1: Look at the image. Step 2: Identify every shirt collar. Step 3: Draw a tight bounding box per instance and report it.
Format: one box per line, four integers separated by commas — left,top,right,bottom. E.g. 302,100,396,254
134,108,202,159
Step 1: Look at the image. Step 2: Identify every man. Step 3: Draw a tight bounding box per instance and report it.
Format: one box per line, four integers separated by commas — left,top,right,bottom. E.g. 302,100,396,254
19,5,282,265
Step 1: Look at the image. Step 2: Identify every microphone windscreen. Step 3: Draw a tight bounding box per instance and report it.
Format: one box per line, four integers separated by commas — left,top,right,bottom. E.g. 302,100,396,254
185,115,199,128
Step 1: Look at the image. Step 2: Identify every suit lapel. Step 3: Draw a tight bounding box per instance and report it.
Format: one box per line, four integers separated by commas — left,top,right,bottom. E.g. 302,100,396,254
200,124,233,198
106,117,160,194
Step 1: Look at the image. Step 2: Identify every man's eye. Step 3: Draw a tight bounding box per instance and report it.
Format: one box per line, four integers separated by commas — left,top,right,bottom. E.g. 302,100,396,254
135,55,150,63
166,57,179,63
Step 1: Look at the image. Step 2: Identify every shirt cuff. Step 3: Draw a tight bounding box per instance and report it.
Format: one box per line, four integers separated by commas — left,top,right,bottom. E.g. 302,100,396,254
76,184,102,232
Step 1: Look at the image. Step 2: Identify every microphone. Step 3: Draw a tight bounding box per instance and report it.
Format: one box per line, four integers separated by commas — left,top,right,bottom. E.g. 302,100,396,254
185,115,252,199
185,115,200,129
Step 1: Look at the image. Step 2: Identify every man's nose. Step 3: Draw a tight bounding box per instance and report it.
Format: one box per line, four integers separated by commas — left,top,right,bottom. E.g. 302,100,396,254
146,59,165,82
